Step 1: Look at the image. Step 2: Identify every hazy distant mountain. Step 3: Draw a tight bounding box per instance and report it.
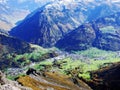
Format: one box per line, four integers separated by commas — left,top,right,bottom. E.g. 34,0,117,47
10,0,120,47
56,12,120,51
0,3,13,31
0,3,29,31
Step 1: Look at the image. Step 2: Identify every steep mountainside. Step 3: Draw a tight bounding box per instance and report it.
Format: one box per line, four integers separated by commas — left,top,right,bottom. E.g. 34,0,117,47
9,0,120,47
17,68,92,90
88,62,120,90
0,33,33,69
0,34,31,55
56,12,120,51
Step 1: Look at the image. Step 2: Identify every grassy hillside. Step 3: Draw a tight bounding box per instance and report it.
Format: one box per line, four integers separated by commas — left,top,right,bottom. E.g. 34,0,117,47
5,47,120,83
31,48,120,80
1,45,57,70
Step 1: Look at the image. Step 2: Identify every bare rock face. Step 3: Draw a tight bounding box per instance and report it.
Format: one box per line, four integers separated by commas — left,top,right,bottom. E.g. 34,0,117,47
0,84,21,90
0,71,10,85
0,71,32,90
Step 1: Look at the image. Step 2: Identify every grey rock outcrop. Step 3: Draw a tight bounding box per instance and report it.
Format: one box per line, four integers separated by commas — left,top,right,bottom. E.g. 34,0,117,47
0,71,32,90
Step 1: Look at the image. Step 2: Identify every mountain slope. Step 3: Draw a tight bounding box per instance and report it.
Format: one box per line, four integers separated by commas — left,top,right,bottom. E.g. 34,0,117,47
89,62,120,90
56,23,96,51
0,30,34,70
17,69,92,90
56,12,120,51
0,34,31,55
0,70,31,90
9,0,120,47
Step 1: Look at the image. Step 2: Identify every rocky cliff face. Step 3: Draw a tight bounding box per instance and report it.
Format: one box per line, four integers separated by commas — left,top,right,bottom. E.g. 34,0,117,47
56,12,120,51
9,0,120,47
